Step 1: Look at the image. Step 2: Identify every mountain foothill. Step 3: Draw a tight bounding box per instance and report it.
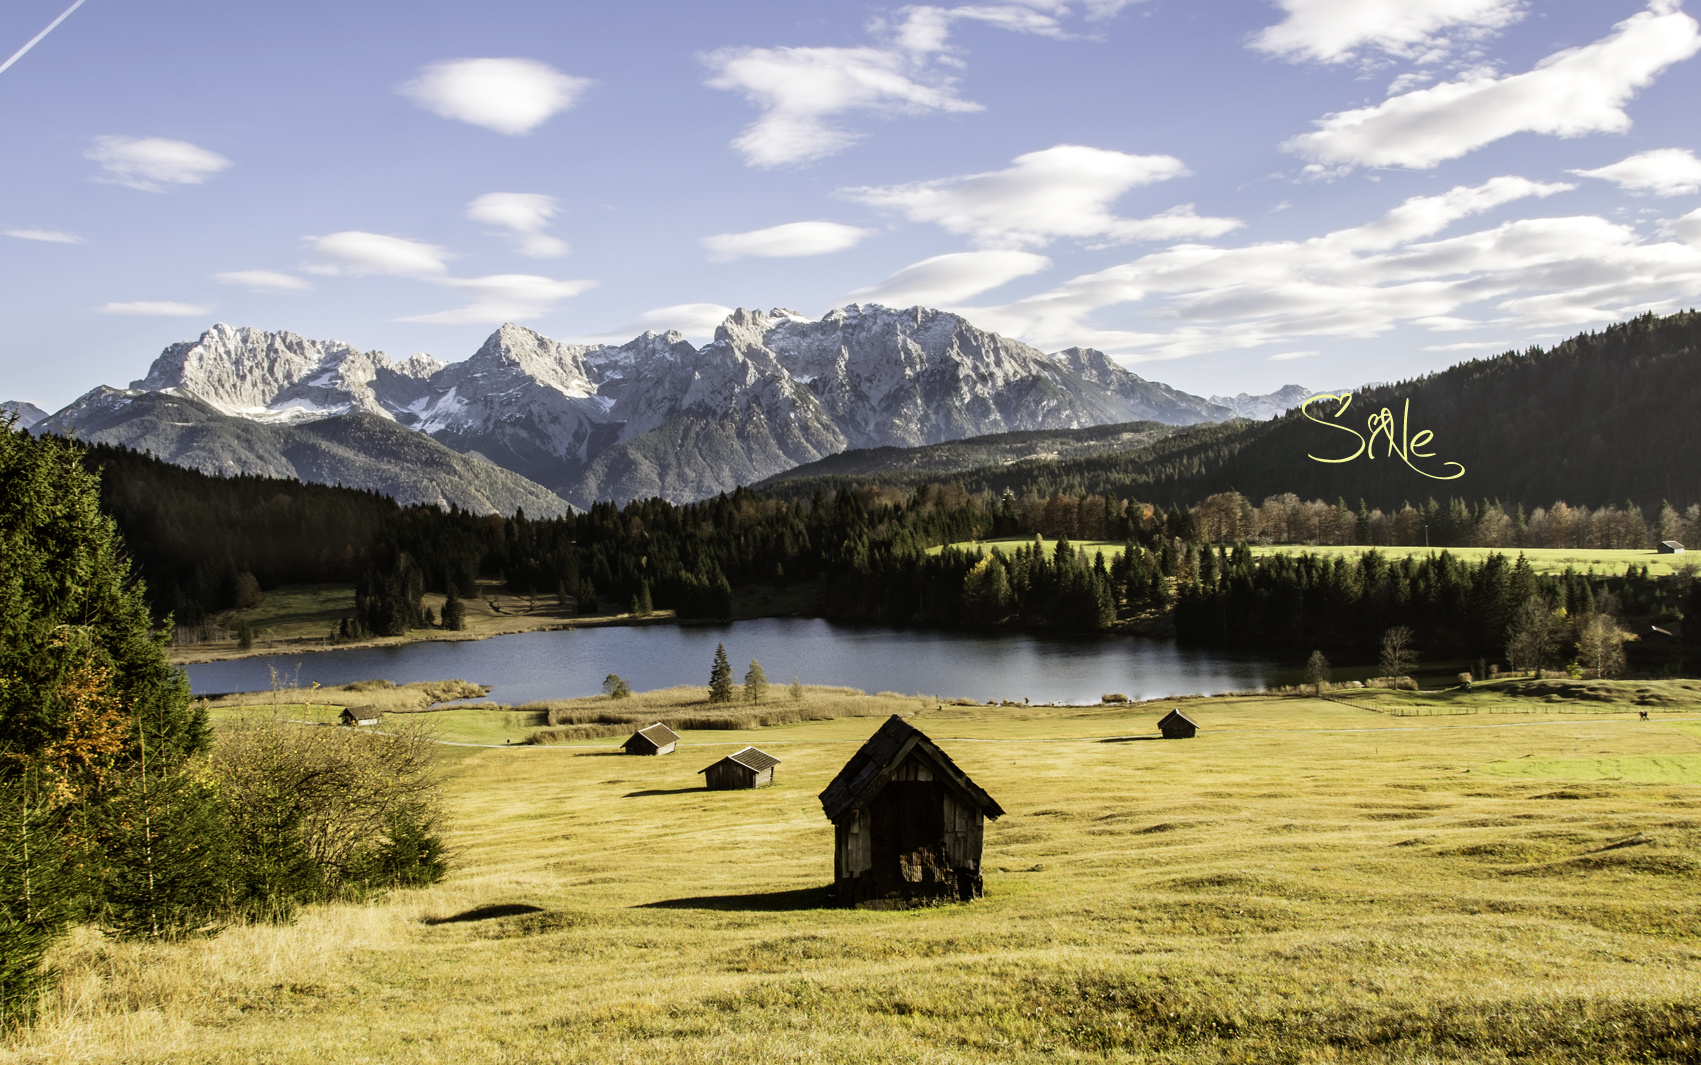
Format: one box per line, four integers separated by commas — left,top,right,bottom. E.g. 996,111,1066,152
18,306,1279,513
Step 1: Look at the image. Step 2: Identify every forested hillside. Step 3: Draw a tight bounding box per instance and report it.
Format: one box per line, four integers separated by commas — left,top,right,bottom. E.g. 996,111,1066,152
767,311,1701,512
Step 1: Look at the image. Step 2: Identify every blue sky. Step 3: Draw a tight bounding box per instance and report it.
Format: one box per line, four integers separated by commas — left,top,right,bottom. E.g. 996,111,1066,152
4,0,1701,410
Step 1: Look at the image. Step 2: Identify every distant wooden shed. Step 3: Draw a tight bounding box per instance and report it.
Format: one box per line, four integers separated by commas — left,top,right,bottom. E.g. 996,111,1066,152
819,715,1004,908
339,705,381,727
1158,708,1198,739
623,722,679,755
700,746,780,789
1659,540,1685,554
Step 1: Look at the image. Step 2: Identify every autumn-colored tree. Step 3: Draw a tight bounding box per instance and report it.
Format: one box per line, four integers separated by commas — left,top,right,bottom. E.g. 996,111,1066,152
1,425,209,1019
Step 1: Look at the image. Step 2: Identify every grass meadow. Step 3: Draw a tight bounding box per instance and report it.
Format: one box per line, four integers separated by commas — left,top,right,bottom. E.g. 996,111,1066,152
7,688,1701,1063
928,538,1691,578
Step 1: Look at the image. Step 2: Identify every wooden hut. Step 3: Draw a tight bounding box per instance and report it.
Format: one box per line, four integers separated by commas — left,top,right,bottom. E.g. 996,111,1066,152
699,746,780,789
1659,540,1685,554
1157,708,1197,739
339,705,381,727
623,722,679,755
819,715,1004,908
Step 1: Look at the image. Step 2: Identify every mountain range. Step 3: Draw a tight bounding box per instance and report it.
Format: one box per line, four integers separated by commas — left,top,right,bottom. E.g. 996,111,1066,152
21,306,1308,511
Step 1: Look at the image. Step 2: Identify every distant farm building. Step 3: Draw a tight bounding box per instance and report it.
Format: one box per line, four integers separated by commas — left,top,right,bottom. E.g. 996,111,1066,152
1659,541,1685,554
700,746,780,789
339,706,381,727
623,723,680,755
819,715,1004,908
1158,709,1198,739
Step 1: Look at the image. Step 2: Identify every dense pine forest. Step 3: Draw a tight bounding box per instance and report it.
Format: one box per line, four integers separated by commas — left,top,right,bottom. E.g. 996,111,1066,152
69,435,1697,678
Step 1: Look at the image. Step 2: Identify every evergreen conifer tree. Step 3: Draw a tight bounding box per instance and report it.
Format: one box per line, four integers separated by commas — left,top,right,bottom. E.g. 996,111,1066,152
744,660,768,703
708,644,734,703
441,585,466,631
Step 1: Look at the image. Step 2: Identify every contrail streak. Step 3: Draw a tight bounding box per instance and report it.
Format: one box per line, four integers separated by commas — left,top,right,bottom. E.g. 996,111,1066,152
0,0,89,77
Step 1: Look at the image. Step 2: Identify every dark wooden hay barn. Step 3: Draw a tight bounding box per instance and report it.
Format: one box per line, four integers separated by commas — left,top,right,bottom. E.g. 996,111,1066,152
819,715,1004,909
700,746,780,789
1659,540,1685,554
624,722,679,755
339,705,380,727
1158,708,1198,739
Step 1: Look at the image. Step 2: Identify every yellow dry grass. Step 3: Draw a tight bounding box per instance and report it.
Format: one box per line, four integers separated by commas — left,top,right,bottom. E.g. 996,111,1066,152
9,692,1701,1063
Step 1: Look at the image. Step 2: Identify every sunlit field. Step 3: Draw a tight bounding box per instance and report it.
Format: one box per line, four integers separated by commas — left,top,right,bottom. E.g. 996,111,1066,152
927,538,1691,578
9,687,1700,1064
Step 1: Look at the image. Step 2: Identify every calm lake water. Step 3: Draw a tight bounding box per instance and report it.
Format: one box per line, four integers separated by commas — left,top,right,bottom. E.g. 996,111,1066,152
184,619,1276,706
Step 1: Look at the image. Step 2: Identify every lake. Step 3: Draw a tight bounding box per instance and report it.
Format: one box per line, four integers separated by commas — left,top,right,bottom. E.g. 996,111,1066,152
184,619,1278,706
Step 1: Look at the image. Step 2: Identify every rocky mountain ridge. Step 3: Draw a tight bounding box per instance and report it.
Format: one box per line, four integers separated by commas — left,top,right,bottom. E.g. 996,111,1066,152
33,305,1269,508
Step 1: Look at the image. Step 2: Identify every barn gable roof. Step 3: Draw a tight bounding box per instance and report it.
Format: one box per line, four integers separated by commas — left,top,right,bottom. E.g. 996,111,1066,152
699,746,780,775
631,722,680,746
819,715,1004,823
1159,709,1197,729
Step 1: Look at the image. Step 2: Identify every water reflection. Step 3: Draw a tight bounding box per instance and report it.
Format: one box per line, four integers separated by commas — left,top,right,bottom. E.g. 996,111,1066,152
185,618,1274,706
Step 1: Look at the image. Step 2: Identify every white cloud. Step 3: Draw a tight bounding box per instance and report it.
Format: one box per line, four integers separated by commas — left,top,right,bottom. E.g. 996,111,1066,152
1253,0,1524,64
5,228,82,244
606,303,740,342
215,270,313,293
844,144,1238,249
467,192,568,258
1675,206,1701,245
1268,350,1319,360
400,274,596,325
1571,148,1701,197
1284,2,1701,171
1422,340,1511,350
849,250,1051,306
86,136,229,192
964,175,1697,360
97,301,210,317
399,58,590,136
304,231,452,277
702,220,871,261
703,3,1121,167
703,44,980,167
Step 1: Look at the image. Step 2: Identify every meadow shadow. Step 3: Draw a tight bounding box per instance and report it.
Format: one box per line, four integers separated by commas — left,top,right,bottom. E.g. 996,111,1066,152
1098,735,1159,744
423,903,545,925
635,885,835,912
624,786,705,797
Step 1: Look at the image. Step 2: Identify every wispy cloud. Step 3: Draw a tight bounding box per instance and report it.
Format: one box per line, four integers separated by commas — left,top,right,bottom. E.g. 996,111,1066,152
5,227,83,244
304,231,453,277
1252,0,1524,64
579,303,738,343
844,144,1237,248
467,193,568,258
86,136,230,192
399,274,597,324
961,175,1691,360
703,3,1124,167
849,250,1051,306
400,59,590,136
1268,350,1320,361
702,220,870,261
1283,3,1701,173
1571,148,1701,197
215,270,313,293
98,301,210,317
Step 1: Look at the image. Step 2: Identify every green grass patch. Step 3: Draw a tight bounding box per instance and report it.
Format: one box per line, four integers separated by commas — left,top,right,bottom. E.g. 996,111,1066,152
1252,544,1690,576
1482,753,1701,784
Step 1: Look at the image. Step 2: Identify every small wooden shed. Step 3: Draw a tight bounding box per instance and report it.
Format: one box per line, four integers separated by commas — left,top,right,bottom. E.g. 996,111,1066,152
1158,708,1198,739
1659,540,1685,554
819,715,1004,908
623,722,679,755
700,746,780,789
339,705,381,727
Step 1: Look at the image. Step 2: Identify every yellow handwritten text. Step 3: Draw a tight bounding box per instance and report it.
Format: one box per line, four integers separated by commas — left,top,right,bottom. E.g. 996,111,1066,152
1301,393,1464,481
